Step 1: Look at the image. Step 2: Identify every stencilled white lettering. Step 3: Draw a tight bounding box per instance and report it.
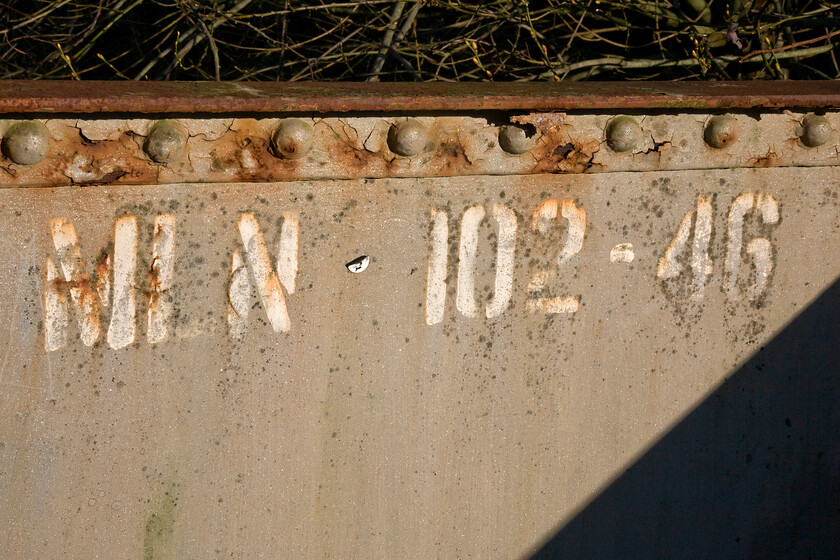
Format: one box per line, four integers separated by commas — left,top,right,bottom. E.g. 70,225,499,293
427,198,585,323
227,212,298,336
527,199,585,314
45,218,102,350
455,204,485,318
453,203,517,319
41,187,782,349
726,192,779,301
106,216,138,350
658,192,779,302
148,215,176,344
44,214,176,351
657,195,714,300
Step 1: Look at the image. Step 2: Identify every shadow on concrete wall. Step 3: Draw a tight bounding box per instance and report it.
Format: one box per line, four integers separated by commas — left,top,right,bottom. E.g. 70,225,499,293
531,279,840,560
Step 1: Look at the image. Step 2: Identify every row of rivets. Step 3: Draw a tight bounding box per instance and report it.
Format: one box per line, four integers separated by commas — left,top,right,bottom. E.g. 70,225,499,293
0,113,834,166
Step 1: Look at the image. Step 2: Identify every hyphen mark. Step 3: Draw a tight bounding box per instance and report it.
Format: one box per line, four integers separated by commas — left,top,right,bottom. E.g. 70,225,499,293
609,243,635,263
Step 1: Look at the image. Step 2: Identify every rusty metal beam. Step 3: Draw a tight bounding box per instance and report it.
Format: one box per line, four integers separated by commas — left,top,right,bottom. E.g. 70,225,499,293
0,81,838,114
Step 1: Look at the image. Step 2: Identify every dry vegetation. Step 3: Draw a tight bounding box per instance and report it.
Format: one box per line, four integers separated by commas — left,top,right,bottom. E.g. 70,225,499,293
1,0,838,81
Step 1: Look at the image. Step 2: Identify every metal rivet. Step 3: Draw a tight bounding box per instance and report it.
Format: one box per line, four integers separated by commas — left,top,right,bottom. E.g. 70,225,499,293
272,119,313,159
605,116,643,153
799,113,832,148
498,124,537,154
704,115,739,149
388,119,428,157
2,121,50,165
144,120,187,164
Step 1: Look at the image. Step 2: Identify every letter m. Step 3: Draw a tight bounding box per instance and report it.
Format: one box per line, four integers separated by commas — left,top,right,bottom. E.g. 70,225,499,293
43,215,175,351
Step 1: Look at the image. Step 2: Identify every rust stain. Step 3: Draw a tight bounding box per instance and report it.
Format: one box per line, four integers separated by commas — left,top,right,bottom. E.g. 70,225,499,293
147,257,161,311
95,253,110,301
750,151,780,167
51,274,93,293
325,134,377,176
511,112,566,135
532,138,601,174
437,141,472,171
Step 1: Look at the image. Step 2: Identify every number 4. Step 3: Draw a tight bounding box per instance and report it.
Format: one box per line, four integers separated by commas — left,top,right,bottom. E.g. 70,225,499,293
657,195,714,300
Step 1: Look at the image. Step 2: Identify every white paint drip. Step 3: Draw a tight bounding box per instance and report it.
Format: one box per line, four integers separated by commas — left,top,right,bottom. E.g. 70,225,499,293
277,213,299,294
107,217,138,350
456,205,485,318
690,195,714,300
559,200,586,265
610,243,635,263
234,213,291,333
425,208,448,325
486,204,517,319
147,214,175,344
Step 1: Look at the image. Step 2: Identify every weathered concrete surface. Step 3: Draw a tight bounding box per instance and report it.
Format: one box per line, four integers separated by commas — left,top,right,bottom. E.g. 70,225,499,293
0,168,837,558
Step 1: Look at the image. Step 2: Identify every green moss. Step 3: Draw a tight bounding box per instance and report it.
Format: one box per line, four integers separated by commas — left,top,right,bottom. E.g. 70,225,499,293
143,484,178,560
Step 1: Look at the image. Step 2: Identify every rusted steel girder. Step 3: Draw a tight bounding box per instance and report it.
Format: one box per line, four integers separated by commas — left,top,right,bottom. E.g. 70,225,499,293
0,81,837,114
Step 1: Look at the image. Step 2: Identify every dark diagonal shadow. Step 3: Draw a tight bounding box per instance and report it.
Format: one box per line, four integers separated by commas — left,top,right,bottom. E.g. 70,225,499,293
531,279,840,560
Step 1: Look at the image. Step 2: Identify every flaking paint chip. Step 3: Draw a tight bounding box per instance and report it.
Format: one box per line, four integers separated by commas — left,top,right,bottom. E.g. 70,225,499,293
346,255,370,273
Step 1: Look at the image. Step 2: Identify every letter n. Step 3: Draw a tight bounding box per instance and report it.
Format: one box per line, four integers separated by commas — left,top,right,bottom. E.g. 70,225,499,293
228,212,298,336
